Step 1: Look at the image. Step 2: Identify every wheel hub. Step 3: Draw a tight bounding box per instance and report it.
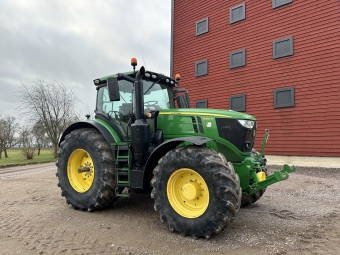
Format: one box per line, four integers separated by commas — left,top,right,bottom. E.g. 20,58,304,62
167,168,209,218
181,182,201,200
67,149,95,193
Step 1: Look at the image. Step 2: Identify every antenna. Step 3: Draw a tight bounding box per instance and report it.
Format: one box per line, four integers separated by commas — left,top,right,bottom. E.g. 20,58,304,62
142,56,146,70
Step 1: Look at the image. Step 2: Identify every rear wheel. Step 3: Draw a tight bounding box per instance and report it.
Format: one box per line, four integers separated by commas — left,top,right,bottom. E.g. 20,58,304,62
151,146,241,238
56,128,118,211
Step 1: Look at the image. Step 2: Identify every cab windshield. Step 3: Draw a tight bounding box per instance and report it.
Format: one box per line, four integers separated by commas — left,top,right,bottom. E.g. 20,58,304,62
97,79,173,115
96,78,173,140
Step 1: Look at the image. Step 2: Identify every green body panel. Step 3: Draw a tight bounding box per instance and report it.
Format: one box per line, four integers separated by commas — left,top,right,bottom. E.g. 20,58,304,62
157,108,255,162
92,119,122,144
158,108,256,123
233,157,256,190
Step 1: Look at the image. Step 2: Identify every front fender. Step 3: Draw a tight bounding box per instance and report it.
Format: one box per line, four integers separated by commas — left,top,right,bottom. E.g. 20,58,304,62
143,136,213,188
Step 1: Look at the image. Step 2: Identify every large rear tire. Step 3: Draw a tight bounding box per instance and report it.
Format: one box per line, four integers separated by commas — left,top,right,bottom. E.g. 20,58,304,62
56,128,118,211
151,146,241,238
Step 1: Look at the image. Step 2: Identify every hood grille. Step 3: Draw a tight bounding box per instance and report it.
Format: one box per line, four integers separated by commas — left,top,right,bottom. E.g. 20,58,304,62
215,118,256,152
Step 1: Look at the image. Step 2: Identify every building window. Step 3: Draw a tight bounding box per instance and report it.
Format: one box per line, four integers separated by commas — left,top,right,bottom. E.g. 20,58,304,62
230,49,246,69
272,0,292,9
230,94,246,112
230,3,246,24
195,59,208,77
196,18,209,36
195,99,208,108
274,87,295,108
273,36,294,59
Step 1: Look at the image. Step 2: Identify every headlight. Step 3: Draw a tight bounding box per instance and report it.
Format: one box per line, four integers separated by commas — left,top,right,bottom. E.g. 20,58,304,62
238,120,255,129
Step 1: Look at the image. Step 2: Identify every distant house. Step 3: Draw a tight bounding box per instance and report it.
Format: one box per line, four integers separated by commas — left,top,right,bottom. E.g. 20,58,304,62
170,0,340,157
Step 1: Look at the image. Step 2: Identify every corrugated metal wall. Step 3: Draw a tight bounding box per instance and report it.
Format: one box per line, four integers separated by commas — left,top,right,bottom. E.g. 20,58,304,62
172,0,340,156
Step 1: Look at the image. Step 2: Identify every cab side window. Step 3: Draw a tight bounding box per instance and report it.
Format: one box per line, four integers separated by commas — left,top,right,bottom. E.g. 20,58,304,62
96,85,133,140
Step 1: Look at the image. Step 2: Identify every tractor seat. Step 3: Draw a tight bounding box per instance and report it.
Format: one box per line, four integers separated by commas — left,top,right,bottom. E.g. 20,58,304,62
120,103,133,116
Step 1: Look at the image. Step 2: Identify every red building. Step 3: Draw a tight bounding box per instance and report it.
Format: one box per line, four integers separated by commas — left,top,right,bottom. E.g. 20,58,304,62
170,0,340,157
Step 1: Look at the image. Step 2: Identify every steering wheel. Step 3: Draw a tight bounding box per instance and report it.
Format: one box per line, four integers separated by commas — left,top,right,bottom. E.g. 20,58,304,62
144,101,158,107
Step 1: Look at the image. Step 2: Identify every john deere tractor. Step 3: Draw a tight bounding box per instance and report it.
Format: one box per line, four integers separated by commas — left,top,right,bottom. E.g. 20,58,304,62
56,58,295,238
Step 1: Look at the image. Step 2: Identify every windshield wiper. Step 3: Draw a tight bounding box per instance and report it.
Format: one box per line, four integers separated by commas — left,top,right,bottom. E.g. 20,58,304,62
144,79,161,95
119,92,127,103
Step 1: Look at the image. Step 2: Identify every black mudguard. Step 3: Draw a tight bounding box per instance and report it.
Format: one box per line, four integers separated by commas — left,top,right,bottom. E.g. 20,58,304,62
142,136,213,188
58,121,116,147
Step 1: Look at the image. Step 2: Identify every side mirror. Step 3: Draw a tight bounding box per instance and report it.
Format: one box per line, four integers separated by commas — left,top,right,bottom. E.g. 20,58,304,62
107,77,120,101
174,88,190,108
176,94,190,108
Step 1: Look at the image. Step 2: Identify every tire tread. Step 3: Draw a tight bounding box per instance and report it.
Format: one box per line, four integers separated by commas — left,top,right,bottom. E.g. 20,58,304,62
151,146,241,238
56,128,118,211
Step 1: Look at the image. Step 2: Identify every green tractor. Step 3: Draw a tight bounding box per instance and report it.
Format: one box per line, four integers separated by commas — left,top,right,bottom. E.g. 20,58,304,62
56,58,295,238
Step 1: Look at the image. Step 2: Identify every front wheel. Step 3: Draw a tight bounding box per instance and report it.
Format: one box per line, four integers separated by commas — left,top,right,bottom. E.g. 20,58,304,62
151,146,241,238
56,128,118,211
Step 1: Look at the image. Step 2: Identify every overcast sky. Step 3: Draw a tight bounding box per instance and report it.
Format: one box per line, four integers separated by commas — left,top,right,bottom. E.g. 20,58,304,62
0,0,171,121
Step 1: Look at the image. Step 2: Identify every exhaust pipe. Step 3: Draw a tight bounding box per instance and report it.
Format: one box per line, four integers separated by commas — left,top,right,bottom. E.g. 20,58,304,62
131,66,150,166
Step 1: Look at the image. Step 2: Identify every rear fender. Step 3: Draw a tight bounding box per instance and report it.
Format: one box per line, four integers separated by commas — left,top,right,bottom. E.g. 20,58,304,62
143,136,213,188
58,120,120,148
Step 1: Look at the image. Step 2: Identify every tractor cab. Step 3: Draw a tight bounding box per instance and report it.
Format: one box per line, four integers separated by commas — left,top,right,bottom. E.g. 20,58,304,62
93,59,188,144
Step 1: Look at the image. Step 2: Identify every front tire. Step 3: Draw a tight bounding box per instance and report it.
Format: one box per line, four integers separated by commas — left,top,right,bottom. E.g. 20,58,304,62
56,128,118,211
151,146,241,238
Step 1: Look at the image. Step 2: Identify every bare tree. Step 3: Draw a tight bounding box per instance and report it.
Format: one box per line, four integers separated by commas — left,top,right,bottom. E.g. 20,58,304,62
18,127,36,160
19,127,31,148
0,116,4,158
0,115,18,159
32,120,49,156
18,78,79,157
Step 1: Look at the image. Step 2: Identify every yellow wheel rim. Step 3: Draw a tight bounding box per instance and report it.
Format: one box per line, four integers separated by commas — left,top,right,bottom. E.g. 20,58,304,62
67,149,95,193
167,168,209,218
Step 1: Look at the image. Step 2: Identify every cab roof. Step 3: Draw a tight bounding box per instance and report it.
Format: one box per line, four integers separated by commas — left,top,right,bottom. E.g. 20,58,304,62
93,70,177,87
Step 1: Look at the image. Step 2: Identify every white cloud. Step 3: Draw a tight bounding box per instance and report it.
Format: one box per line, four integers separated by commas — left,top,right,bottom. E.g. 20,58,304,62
0,0,171,118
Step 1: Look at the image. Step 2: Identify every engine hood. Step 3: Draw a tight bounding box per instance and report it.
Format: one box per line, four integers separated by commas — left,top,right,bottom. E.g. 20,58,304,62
158,108,256,121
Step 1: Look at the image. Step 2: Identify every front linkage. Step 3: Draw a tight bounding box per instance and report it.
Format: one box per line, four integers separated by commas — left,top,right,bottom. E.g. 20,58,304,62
245,129,296,195
248,165,296,194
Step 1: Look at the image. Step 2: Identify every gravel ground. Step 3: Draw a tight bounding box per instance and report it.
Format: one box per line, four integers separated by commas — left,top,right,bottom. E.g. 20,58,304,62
0,163,339,255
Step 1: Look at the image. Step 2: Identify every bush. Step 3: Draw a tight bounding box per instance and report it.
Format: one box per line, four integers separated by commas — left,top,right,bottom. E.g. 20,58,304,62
22,147,36,160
